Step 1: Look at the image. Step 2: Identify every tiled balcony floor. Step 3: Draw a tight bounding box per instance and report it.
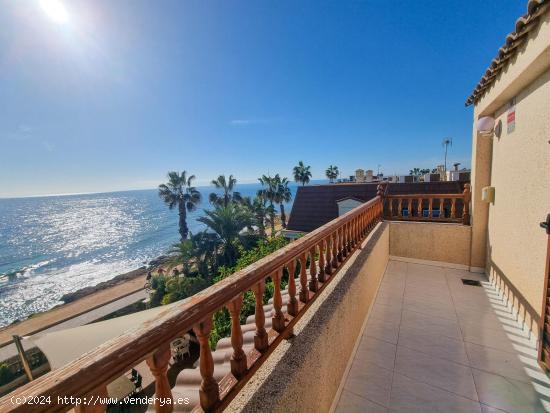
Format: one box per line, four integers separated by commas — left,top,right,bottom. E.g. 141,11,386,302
334,260,550,413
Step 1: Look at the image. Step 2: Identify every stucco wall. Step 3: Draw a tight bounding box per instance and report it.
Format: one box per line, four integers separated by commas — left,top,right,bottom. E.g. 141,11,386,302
471,11,550,317
389,221,471,267
483,68,550,315
226,222,389,413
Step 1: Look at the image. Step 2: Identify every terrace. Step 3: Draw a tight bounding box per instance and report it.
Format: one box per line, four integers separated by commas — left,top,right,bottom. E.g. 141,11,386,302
2,183,548,413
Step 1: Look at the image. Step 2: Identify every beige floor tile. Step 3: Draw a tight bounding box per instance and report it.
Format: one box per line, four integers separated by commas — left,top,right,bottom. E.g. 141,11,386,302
465,342,535,383
461,322,531,354
364,316,400,344
480,404,510,413
404,290,453,306
400,310,462,340
457,308,508,328
398,327,469,364
394,346,478,400
379,279,406,293
406,263,445,275
370,302,402,324
389,372,482,413
354,336,397,369
472,369,549,413
402,299,458,321
344,361,393,407
406,273,448,285
374,294,404,309
404,295,455,311
386,260,408,274
335,389,389,413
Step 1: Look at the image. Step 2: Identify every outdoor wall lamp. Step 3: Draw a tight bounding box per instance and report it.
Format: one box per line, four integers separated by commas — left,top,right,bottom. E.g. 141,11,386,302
477,116,496,136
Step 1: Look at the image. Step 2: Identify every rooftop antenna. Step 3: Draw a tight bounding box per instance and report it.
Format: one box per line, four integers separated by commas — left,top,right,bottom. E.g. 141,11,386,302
442,137,453,172
377,164,382,176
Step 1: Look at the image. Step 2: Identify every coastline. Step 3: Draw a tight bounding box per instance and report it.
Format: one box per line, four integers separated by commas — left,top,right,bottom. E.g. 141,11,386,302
0,215,285,347
0,256,168,348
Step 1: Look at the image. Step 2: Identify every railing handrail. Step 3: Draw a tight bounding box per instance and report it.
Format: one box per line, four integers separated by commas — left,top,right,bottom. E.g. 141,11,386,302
385,193,464,199
0,196,383,412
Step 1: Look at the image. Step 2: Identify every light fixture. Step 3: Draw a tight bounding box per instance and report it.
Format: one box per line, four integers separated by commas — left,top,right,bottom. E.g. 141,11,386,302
477,116,495,136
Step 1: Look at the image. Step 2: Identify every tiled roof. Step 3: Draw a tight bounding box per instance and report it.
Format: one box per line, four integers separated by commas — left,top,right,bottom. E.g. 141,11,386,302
287,181,467,232
465,0,550,106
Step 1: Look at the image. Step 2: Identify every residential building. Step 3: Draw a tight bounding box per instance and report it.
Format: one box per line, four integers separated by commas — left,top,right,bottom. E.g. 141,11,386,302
354,169,366,183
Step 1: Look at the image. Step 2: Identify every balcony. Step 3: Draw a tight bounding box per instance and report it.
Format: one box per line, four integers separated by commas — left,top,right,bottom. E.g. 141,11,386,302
1,185,548,413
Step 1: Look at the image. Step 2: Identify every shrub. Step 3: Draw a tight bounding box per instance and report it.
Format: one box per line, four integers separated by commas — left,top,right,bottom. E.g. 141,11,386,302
209,236,289,348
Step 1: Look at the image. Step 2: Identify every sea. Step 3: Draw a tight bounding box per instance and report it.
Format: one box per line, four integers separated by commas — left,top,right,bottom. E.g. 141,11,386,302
0,181,321,328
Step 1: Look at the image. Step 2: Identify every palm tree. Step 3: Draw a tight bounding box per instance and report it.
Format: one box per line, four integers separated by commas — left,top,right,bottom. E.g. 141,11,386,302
171,231,221,277
198,203,253,267
209,174,242,207
293,161,312,186
258,174,277,236
442,137,453,172
273,175,292,229
158,171,202,240
241,194,272,238
325,165,339,183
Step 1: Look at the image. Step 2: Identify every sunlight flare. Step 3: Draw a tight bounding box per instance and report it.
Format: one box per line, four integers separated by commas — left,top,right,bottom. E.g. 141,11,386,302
39,0,69,24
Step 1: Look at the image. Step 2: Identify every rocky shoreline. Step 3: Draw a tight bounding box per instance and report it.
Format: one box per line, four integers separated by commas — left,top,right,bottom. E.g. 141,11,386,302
60,255,169,303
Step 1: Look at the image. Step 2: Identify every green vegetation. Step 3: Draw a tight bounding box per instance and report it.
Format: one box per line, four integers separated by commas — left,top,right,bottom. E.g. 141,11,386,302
158,171,202,240
409,168,431,177
151,171,296,350
293,161,312,186
209,174,242,207
258,174,292,230
325,165,339,183
209,236,290,348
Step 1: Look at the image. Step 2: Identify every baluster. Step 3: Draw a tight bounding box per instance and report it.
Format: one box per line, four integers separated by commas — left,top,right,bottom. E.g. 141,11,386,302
367,208,372,230
299,253,309,303
331,232,339,268
341,224,348,258
337,227,344,261
389,198,393,218
309,246,319,292
227,296,247,378
286,260,299,316
346,222,352,253
318,239,326,282
428,198,433,219
193,317,219,412
351,219,357,247
146,344,173,413
398,199,402,217
325,237,333,275
462,183,471,225
407,198,412,218
440,198,445,219
252,281,269,352
271,268,286,332
451,198,456,219
74,386,109,413
417,197,423,218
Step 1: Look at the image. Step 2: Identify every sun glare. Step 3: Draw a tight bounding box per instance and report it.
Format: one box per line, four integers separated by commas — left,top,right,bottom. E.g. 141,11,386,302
40,0,69,24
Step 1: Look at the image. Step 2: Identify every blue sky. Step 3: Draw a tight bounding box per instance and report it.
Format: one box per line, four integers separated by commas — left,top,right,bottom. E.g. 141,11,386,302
0,1,525,197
